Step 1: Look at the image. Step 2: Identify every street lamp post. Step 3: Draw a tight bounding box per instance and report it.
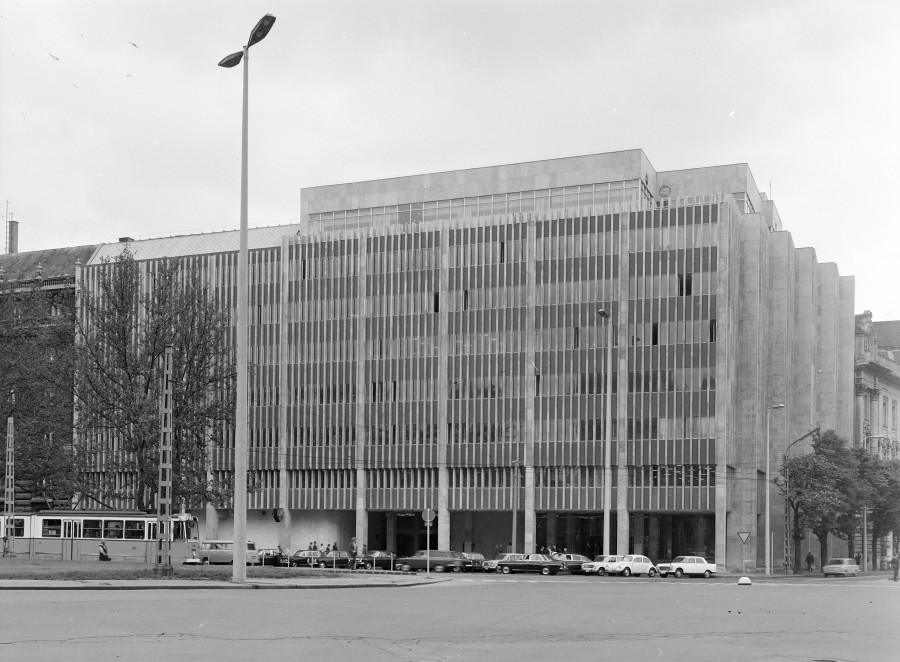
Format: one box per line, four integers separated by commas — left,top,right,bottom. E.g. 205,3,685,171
511,460,522,553
218,13,276,583
765,403,785,576
598,310,613,556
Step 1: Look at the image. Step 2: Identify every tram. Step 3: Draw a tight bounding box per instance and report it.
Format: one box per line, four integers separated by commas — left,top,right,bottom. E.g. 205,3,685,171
1,510,199,563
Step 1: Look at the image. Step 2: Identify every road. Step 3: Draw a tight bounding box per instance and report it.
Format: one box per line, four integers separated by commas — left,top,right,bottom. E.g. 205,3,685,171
1,574,897,661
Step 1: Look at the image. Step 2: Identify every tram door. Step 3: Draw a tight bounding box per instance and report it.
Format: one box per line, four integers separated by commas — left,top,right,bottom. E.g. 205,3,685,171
62,519,82,561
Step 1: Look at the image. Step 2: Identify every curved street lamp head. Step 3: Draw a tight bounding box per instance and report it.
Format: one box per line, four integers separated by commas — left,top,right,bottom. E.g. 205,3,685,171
218,51,244,68
768,403,785,410
597,309,609,319
248,14,276,48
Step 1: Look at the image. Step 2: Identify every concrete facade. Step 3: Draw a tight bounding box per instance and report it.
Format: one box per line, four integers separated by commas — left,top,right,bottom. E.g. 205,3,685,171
73,150,854,571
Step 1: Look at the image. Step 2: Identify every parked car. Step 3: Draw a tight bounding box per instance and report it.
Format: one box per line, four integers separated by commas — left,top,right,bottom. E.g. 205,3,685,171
358,550,397,570
607,554,659,577
196,540,261,566
554,553,591,574
257,548,288,566
657,556,716,578
484,553,520,572
497,553,562,575
396,550,467,573
463,552,486,571
288,550,324,568
583,555,624,576
317,550,358,569
822,558,860,577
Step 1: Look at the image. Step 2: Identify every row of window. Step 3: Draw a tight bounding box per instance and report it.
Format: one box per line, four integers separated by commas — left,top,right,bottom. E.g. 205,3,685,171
627,464,716,488
628,319,717,347
627,368,716,393
628,271,719,299
448,239,525,268
625,222,720,252
308,180,646,229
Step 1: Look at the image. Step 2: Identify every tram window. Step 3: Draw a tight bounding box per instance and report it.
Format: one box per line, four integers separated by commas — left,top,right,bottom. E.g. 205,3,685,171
124,521,145,540
4,518,25,537
104,520,124,539
83,519,103,538
42,519,62,538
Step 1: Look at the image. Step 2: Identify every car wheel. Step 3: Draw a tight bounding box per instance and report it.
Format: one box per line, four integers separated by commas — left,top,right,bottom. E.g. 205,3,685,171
540,566,551,576
623,568,632,577
451,566,462,573
433,564,445,573
674,568,683,578
289,561,298,568
501,565,511,574
704,570,711,578
364,562,372,570
318,562,327,568
400,563,412,572
648,568,657,578
201,558,209,565
598,568,606,576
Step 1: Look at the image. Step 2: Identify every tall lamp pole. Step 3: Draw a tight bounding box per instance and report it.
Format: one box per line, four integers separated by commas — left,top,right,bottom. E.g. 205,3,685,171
218,13,276,583
598,309,613,556
765,403,785,576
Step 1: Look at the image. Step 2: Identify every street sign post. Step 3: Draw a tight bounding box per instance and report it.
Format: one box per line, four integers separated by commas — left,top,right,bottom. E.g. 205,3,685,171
422,509,435,574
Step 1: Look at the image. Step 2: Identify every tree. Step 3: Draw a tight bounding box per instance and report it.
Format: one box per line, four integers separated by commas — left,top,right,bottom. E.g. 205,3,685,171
776,430,857,570
0,278,77,509
73,248,235,510
854,449,900,568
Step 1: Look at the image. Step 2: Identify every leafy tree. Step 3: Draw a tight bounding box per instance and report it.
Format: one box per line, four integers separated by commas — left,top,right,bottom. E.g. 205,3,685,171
73,248,235,510
0,278,77,509
776,430,857,570
855,450,900,568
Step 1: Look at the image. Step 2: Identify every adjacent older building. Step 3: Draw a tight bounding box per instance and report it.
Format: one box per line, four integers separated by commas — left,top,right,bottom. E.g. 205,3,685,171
75,150,854,571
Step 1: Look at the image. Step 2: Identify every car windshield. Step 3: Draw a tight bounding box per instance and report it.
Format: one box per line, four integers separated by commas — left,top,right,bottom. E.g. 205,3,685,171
827,559,845,565
673,556,686,562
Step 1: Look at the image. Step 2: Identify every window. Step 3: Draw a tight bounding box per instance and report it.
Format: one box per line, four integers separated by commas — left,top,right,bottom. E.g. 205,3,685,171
83,519,102,538
42,519,62,538
104,520,124,539
124,520,146,540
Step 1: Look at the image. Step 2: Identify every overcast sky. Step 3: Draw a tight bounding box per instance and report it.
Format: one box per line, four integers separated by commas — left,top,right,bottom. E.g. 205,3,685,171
1,1,898,316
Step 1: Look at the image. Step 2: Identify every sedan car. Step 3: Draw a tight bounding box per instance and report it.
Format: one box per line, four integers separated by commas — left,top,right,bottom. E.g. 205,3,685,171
822,558,860,577
582,555,624,576
288,550,324,568
554,553,592,574
357,550,398,570
657,556,716,578
316,550,358,569
396,550,467,573
257,548,288,566
497,553,562,575
484,553,520,573
463,552,486,571
607,554,659,577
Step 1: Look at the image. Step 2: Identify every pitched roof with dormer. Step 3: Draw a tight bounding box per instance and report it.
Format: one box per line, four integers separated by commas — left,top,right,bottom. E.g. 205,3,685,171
0,245,98,282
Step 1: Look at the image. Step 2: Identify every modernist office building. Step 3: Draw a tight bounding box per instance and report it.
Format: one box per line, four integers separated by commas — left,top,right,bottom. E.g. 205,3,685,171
81,150,854,571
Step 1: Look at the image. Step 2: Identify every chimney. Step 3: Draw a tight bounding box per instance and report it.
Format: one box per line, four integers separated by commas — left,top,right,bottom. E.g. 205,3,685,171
119,237,134,243
6,219,18,254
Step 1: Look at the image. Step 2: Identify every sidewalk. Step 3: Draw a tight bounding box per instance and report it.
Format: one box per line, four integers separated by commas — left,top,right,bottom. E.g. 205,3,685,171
0,572,447,591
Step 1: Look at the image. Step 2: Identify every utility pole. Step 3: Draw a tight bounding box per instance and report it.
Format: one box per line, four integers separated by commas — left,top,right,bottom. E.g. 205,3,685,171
3,417,14,556
155,346,174,576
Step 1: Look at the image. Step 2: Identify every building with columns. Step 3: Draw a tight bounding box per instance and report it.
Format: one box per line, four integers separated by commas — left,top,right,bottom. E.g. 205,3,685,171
77,150,854,571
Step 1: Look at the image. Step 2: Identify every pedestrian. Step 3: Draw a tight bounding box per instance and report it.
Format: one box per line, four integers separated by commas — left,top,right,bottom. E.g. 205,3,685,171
312,540,318,551
854,552,861,567
325,544,331,553
805,551,814,573
308,542,313,551
348,537,358,569
333,541,339,552
891,556,899,582
507,541,512,553
98,540,110,562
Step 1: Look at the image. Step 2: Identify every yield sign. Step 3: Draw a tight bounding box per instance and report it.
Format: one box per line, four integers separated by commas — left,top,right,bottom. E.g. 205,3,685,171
738,531,751,544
